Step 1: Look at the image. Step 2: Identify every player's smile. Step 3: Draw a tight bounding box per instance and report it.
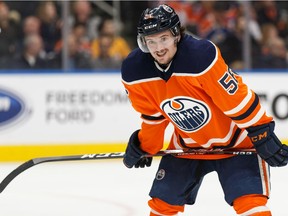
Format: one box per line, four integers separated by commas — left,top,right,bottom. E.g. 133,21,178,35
155,49,167,58
156,50,165,56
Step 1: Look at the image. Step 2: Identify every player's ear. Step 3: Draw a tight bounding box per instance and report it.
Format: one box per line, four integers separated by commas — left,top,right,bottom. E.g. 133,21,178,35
174,36,180,45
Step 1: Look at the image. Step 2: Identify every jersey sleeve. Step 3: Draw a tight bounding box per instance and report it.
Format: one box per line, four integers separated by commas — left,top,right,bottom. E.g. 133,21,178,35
198,43,273,128
122,81,169,154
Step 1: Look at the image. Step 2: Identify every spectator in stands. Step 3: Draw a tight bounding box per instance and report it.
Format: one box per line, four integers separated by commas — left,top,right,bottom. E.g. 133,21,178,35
8,34,48,69
233,4,264,69
91,17,131,69
0,2,20,59
15,16,43,55
50,34,92,69
72,23,91,53
22,15,41,36
91,32,123,69
36,1,62,54
261,23,279,46
69,0,101,40
253,1,288,46
204,2,243,66
254,1,281,26
253,36,287,69
252,22,287,69
55,22,91,56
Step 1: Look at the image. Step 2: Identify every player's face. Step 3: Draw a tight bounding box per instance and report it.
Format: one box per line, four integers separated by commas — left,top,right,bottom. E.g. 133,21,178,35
145,30,178,65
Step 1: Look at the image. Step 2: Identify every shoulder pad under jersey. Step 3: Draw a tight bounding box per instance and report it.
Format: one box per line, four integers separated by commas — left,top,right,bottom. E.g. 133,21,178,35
173,34,217,74
121,48,159,83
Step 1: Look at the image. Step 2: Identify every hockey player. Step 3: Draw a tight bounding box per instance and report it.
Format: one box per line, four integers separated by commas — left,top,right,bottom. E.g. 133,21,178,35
121,4,288,216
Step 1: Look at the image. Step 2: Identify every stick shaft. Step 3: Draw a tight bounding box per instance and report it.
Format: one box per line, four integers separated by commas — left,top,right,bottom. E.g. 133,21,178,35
0,148,256,193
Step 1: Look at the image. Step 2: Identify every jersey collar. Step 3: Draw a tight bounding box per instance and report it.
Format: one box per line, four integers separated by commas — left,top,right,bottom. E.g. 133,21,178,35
154,60,173,73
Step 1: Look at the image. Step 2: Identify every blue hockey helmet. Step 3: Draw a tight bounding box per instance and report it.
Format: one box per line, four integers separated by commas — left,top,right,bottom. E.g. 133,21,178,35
137,4,181,52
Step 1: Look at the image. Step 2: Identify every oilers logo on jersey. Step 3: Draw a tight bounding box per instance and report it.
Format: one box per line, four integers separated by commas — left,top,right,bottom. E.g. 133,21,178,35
161,96,211,132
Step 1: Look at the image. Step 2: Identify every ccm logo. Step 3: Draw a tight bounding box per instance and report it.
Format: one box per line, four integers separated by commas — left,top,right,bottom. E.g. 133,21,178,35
251,131,267,142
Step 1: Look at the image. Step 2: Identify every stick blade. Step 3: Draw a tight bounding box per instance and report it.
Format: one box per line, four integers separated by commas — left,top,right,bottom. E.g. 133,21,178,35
0,160,35,193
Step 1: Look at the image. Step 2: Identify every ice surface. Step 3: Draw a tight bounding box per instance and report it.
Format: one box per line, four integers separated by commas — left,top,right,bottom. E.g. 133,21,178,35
0,159,287,216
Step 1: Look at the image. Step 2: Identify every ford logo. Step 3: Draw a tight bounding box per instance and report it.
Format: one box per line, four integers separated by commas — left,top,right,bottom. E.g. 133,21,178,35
0,88,31,129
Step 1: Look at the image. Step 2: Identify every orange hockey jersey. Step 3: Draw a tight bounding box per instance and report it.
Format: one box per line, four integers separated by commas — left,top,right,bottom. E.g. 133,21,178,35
121,34,273,159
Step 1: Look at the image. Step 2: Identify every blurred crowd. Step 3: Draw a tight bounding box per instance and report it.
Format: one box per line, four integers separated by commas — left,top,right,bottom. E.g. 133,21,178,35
0,1,131,70
0,0,287,71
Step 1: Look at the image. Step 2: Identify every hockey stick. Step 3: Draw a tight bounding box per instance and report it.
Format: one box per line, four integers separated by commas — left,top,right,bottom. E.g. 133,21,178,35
0,148,256,193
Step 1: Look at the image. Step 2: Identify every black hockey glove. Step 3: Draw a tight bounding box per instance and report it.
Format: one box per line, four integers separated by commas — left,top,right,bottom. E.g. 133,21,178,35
247,121,288,167
123,129,152,168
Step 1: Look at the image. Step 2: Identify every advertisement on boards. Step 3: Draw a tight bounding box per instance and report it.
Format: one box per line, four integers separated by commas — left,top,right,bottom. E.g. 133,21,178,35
0,73,140,146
